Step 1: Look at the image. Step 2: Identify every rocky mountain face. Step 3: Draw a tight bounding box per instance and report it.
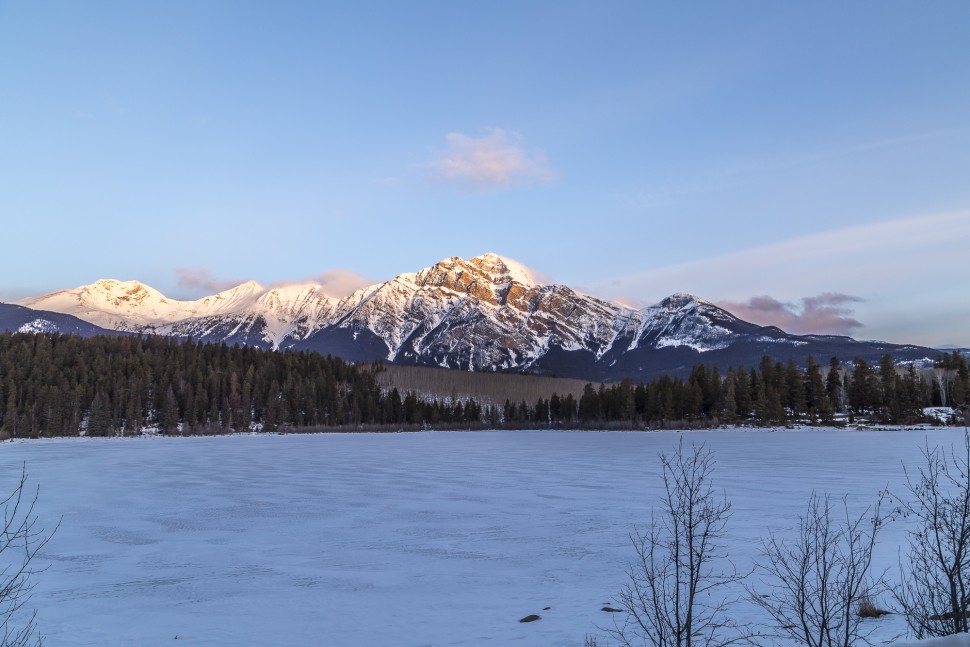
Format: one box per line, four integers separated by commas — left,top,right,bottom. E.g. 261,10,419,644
11,253,938,380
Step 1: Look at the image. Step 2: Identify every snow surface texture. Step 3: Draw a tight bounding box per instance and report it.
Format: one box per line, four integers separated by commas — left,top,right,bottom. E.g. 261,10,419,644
895,637,970,647
3,429,966,646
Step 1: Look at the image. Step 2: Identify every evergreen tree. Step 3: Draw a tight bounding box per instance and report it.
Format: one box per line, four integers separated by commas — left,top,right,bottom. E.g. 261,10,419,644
804,356,825,421
87,391,111,436
160,385,179,434
785,359,806,419
2,388,16,438
735,367,752,419
849,358,877,414
578,384,600,422
721,370,738,423
826,357,844,411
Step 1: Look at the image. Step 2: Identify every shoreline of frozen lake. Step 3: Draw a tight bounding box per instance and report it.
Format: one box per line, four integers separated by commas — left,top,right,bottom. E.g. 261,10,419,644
2,428,967,646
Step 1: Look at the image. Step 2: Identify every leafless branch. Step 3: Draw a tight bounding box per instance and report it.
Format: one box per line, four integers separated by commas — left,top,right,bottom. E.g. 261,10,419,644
749,491,886,647
1,464,57,647
605,439,751,647
894,432,970,639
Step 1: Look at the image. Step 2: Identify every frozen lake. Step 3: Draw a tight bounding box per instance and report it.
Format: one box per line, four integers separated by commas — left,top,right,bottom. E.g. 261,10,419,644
1,428,965,646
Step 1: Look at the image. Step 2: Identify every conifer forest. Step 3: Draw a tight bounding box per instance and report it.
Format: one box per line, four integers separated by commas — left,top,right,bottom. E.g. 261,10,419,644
0,331,967,438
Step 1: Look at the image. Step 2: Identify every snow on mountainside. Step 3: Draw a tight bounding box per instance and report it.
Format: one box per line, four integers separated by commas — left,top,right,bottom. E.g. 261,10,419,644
18,278,343,349
14,253,940,380
18,279,266,329
0,303,119,338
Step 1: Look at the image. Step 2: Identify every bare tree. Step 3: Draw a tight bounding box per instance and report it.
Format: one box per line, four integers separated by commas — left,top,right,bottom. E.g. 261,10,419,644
1,465,56,647
606,439,748,647
894,433,970,639
749,491,885,647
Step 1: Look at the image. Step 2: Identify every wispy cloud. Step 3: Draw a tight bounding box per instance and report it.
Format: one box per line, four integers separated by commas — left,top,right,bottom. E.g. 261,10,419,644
616,128,963,213
269,269,374,298
175,266,375,299
609,295,644,309
584,210,970,346
591,211,970,301
428,128,557,190
175,267,244,294
479,252,555,285
718,293,864,336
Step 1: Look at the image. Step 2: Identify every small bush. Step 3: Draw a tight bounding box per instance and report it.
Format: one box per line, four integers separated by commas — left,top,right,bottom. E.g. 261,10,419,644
856,593,891,618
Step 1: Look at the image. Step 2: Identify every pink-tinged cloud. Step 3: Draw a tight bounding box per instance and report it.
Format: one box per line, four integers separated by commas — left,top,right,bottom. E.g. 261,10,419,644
175,267,245,294
611,295,644,309
429,128,557,189
270,269,375,298
718,292,865,336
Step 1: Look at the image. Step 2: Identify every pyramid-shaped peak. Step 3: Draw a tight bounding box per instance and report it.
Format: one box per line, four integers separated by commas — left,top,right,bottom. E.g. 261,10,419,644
468,253,536,285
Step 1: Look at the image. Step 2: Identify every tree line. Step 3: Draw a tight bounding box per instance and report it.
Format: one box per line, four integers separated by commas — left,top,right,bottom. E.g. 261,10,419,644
0,332,492,438
0,331,967,438
554,353,968,427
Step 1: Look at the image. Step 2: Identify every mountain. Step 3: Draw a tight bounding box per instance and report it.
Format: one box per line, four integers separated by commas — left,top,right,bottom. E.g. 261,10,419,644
0,303,120,337
13,253,939,380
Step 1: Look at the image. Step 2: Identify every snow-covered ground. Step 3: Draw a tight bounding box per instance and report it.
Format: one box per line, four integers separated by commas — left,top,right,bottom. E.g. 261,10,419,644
896,637,970,647
2,429,967,646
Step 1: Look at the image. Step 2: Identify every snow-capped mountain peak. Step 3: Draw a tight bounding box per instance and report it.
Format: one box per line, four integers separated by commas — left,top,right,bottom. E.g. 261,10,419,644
88,279,167,305
18,279,172,328
468,252,537,286
193,280,265,310
12,254,935,380
405,253,538,309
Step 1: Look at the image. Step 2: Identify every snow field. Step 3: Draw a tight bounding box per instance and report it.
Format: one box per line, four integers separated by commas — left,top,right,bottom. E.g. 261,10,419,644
2,429,967,646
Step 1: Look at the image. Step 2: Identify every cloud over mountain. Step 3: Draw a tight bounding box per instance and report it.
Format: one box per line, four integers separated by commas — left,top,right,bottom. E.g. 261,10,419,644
175,267,245,294
717,293,864,336
270,269,374,298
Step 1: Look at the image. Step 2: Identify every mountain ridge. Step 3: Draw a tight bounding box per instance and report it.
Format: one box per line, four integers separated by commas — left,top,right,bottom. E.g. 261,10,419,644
12,253,939,380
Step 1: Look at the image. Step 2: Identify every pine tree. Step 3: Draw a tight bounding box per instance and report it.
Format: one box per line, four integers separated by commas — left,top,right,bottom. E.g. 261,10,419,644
87,391,111,437
785,359,806,419
578,384,600,422
735,367,752,419
804,356,825,422
2,388,17,439
721,370,738,423
826,357,843,411
160,386,179,434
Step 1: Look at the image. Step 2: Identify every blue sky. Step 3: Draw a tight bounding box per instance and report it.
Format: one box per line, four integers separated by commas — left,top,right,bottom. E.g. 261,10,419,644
1,1,968,346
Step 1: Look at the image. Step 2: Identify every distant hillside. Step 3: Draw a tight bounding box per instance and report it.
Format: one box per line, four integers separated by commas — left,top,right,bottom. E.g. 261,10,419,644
376,363,591,406
0,303,119,337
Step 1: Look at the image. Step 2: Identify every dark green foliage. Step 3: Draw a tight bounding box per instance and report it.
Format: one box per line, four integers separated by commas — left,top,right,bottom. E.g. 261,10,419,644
538,354,945,428
0,332,959,434
0,332,489,436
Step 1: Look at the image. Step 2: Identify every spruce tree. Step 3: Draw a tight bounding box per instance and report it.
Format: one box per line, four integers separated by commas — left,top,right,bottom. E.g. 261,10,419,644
160,386,179,434
826,357,843,411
